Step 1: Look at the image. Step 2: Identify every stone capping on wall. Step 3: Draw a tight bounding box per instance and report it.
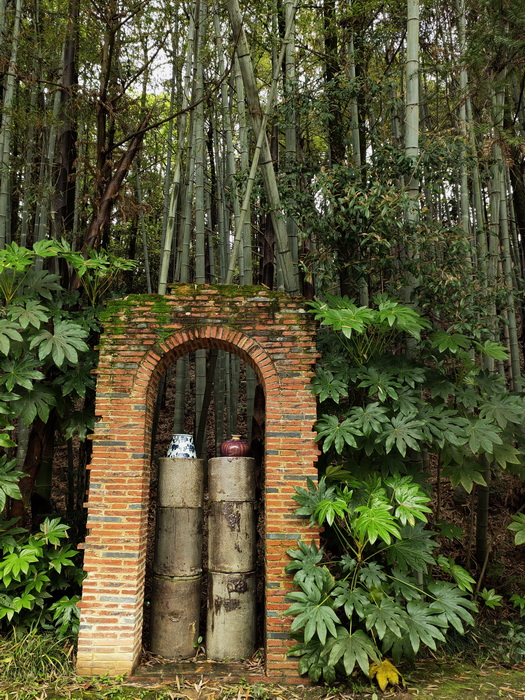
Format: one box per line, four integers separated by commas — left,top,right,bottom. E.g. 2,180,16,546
75,284,320,682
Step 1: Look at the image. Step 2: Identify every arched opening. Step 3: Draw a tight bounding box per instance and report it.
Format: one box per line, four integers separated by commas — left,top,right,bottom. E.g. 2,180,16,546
142,340,268,668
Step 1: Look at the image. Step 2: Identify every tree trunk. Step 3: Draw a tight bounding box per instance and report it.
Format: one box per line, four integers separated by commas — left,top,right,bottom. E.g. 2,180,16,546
225,0,298,294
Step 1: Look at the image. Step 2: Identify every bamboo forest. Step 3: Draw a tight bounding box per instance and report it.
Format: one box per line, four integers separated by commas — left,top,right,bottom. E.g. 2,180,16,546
1,0,525,695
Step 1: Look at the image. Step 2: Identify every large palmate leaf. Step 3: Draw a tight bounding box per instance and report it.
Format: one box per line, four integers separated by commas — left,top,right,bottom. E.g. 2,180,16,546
7,301,49,329
392,600,447,654
0,356,45,392
324,627,381,676
0,456,25,511
385,523,438,573
348,403,389,437
364,598,408,639
353,502,399,545
374,293,430,336
357,366,402,402
314,498,349,526
53,358,96,398
287,580,340,645
308,297,373,338
286,540,326,588
293,477,338,523
20,270,62,300
288,638,337,683
315,415,363,453
311,367,348,403
429,331,470,354
389,571,422,602
332,583,368,619
491,442,522,469
0,241,36,272
437,556,475,593
427,581,477,633
385,474,432,525
381,414,425,457
359,561,388,590
369,659,405,691
29,320,89,367
479,395,525,429
441,455,487,493
62,409,95,441
50,595,81,639
9,385,57,425
474,339,509,361
0,320,23,355
417,404,469,449
390,363,426,388
464,418,503,454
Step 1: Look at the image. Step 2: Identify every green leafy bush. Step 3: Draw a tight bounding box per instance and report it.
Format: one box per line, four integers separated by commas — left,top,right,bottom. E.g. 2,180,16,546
0,515,82,636
283,294,525,684
0,240,136,638
0,239,137,444
286,474,477,683
309,294,525,494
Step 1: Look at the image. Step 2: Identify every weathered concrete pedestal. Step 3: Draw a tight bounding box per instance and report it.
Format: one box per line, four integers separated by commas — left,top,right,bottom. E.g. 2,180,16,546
150,457,204,659
207,456,256,660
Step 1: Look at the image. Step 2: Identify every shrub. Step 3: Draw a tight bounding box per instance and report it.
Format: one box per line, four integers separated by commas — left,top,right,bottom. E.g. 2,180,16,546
0,514,82,636
285,474,477,684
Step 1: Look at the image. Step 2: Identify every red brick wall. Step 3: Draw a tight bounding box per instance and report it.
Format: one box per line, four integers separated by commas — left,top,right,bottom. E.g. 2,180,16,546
76,285,319,680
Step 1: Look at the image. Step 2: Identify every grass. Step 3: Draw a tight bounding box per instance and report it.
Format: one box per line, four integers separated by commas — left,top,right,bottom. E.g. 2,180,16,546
0,625,524,699
0,628,75,690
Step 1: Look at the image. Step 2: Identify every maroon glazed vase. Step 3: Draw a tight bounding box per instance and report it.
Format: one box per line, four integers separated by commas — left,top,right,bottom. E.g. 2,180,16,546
219,434,250,457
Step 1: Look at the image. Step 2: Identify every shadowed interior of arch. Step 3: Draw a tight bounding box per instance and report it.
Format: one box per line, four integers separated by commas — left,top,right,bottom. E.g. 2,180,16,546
143,344,267,666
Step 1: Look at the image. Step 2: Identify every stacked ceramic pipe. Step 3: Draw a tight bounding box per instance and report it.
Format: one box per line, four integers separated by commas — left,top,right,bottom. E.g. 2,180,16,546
150,457,205,658
206,456,256,660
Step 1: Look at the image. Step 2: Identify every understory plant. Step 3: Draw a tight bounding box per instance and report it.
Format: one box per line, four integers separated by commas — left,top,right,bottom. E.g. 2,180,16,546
308,294,525,562
0,240,134,636
286,293,525,686
286,474,477,685
0,458,83,636
0,627,75,689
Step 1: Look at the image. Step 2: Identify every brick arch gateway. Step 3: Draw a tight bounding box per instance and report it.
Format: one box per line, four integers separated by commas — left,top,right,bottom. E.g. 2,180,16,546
76,285,319,681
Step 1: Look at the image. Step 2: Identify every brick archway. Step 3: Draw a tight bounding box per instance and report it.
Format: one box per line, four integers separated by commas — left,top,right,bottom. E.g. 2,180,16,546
76,285,319,681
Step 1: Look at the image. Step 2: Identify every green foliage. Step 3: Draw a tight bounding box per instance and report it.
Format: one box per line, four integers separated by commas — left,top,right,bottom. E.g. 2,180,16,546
0,240,132,445
510,594,525,617
310,295,525,492
309,292,430,365
0,628,75,686
508,513,525,546
0,240,133,642
478,588,503,610
286,475,476,682
0,516,82,636
0,456,25,511
50,239,138,306
494,622,525,665
286,294,525,683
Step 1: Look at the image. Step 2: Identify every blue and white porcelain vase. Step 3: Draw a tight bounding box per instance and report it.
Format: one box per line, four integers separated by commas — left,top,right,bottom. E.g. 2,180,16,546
166,433,197,459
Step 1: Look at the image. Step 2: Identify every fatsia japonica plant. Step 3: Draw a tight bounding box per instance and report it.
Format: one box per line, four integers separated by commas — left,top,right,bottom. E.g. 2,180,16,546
308,294,525,495
285,474,477,685
0,240,137,448
285,294,525,685
0,240,135,634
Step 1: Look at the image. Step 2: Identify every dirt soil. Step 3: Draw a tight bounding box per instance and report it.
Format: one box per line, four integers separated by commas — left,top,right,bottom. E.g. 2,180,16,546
55,661,525,699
